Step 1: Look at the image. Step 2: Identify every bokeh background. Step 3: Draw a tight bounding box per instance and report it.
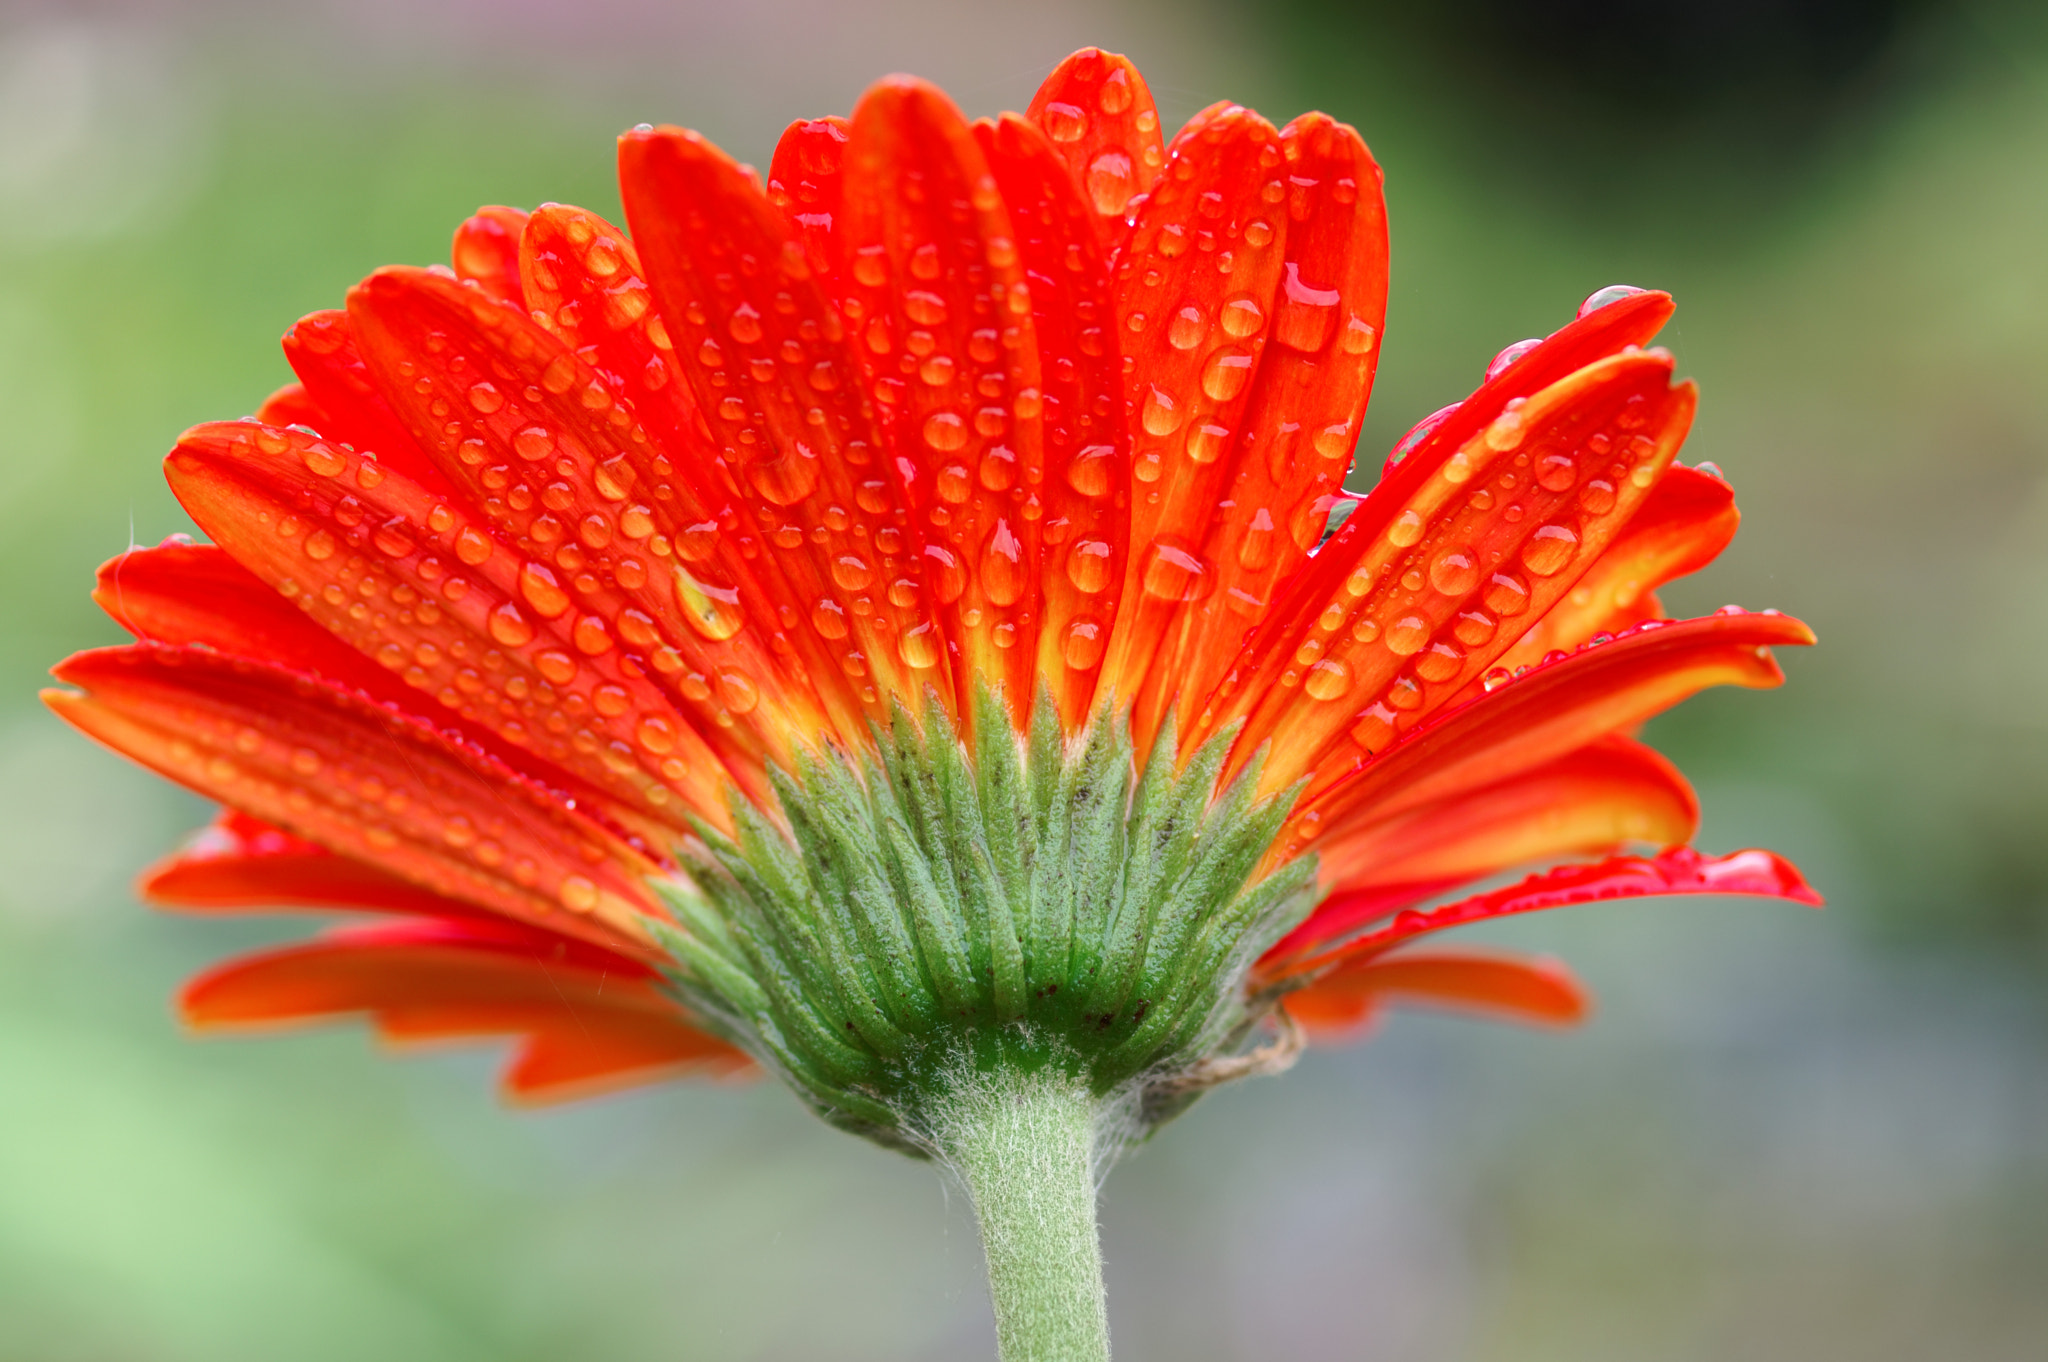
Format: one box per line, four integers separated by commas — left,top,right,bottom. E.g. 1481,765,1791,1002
3,0,2046,1357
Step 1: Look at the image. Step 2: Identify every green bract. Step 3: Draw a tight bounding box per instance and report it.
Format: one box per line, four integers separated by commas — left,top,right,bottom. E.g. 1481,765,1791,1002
649,682,1319,1154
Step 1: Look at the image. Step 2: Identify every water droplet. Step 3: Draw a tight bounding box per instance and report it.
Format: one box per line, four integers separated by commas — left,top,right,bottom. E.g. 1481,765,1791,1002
560,875,599,912
1139,536,1213,601
1219,296,1263,339
534,649,577,684
1535,452,1577,492
1428,547,1478,595
1168,304,1207,351
636,715,677,753
1579,479,1617,514
1484,402,1528,452
1387,509,1425,547
745,449,821,505
717,669,760,712
1340,315,1377,356
372,517,415,558
1140,385,1184,435
303,530,337,561
923,411,968,451
1237,507,1277,570
468,382,504,413
574,616,613,654
518,562,569,618
1275,262,1339,352
1483,571,1530,616
1521,524,1579,577
489,601,534,646
1098,67,1133,114
981,520,1027,605
830,553,874,590
1201,349,1254,401
1485,338,1542,382
1304,658,1351,701
897,622,942,669
1065,538,1114,593
922,543,966,603
302,443,346,477
1384,614,1430,655
1087,150,1135,216
1481,666,1512,692
1414,640,1464,682
1066,444,1115,497
1063,618,1105,669
811,598,849,639
727,304,764,344
1041,101,1088,143
675,567,745,640
1693,460,1726,482
1351,616,1381,643
1578,284,1645,318
936,462,972,503
1312,423,1353,460
979,445,1018,491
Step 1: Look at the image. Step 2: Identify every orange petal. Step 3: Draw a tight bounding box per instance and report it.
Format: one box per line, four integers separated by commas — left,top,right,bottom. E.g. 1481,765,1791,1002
46,643,666,956
1115,113,1390,744
1314,734,1697,893
1268,846,1821,983
977,113,1131,728
839,77,1047,722
450,205,530,305
182,918,751,1103
1282,949,1588,1040
165,418,735,828
620,123,946,726
142,810,495,919
1292,610,1813,847
1210,347,1700,789
1489,463,1739,674
1094,104,1289,737
1025,48,1165,225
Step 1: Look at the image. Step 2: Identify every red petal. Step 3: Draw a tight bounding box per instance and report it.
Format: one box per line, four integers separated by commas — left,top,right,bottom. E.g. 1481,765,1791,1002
1282,949,1588,1039
620,124,946,728
1490,463,1739,674
767,116,851,282
451,205,529,305
181,918,750,1103
1293,609,1815,844
1094,104,1290,738
838,77,1047,720
1112,113,1390,744
165,418,735,828
977,113,1131,728
281,310,449,490
255,382,326,428
142,810,493,919
1025,48,1165,225
46,643,666,957
1272,846,1821,980
1209,348,1700,788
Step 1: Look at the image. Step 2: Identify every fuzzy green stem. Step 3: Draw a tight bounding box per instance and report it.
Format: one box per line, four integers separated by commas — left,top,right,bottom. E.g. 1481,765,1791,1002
931,1064,1112,1362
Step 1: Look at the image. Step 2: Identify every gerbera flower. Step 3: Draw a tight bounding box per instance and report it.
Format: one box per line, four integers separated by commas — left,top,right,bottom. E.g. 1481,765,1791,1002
46,47,1816,1361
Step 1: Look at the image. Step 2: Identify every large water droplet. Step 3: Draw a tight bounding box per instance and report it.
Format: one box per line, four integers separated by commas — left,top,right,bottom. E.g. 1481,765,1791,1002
1063,618,1105,670
372,517,415,558
831,553,874,591
1428,546,1478,595
489,601,534,647
1219,296,1263,339
1066,444,1115,497
1387,509,1425,548
981,520,1028,605
1520,524,1579,577
1167,304,1207,351
520,562,571,617
728,304,763,343
560,876,600,913
1065,538,1114,594
303,530,337,561
302,443,346,477
1578,284,1645,318
1041,101,1088,143
675,567,746,640
1201,349,1254,401
1140,385,1184,435
1384,615,1430,655
1485,338,1542,383
1482,571,1530,616
1139,536,1214,601
1535,452,1578,493
1086,150,1135,216
1274,262,1339,352
923,411,968,451
468,382,505,413
897,622,942,669
1304,658,1351,701
1237,507,1277,570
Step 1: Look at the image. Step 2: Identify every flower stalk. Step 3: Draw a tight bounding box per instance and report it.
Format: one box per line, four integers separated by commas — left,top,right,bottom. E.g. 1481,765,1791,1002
929,1060,1112,1362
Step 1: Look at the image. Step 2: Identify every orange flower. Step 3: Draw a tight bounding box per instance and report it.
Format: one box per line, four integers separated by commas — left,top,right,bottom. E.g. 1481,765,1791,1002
47,47,1816,1113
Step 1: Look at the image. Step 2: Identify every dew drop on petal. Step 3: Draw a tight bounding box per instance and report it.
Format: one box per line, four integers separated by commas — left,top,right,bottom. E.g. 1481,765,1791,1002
1063,618,1105,670
1304,658,1351,701
1578,284,1645,318
1520,524,1579,577
488,601,534,647
1429,546,1478,595
1139,536,1213,601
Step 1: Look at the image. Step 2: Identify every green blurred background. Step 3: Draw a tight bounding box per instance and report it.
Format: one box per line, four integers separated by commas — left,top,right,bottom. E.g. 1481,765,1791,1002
3,0,2045,1357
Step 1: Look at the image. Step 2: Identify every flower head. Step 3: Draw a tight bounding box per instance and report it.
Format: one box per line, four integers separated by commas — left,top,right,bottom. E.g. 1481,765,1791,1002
48,48,1815,1141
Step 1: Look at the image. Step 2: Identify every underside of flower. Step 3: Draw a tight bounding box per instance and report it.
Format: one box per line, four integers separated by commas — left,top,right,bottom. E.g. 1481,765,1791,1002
655,681,1316,1152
